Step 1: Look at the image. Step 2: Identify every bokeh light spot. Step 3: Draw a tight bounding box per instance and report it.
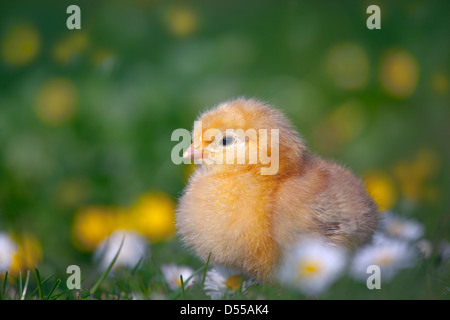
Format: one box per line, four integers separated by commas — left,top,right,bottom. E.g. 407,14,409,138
164,6,199,37
326,42,370,90
1,23,41,67
380,49,419,98
53,32,89,64
34,78,77,126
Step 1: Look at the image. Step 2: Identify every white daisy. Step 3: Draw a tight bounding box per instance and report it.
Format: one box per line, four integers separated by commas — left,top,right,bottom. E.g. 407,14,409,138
277,238,347,296
350,235,417,282
381,213,424,241
161,263,196,291
0,232,18,273
203,266,256,299
94,229,149,271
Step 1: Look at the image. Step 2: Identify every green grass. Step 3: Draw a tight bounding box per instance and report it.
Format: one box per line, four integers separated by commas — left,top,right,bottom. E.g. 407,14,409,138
0,239,448,300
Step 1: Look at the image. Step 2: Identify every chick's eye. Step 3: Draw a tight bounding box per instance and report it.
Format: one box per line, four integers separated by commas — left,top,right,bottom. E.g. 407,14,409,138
221,135,235,147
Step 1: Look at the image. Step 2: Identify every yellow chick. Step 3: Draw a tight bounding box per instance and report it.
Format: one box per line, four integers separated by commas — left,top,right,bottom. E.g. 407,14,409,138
176,98,378,283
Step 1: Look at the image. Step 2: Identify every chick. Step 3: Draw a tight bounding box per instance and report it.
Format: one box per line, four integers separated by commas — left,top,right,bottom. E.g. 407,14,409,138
176,98,378,283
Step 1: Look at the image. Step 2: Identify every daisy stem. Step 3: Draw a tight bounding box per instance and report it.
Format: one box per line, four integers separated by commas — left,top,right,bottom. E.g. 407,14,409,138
34,267,43,300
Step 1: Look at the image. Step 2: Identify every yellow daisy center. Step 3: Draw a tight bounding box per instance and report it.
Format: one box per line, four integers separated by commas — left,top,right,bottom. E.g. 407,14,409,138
298,260,322,278
376,251,393,266
387,221,405,237
225,274,243,290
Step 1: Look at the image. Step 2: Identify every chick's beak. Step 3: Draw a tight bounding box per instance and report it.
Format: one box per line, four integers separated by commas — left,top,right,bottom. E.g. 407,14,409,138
183,144,203,159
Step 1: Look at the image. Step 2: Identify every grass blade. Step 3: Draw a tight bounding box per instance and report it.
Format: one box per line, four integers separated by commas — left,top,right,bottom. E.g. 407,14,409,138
151,257,170,293
34,267,43,300
32,274,55,296
21,270,30,300
115,279,130,300
168,253,213,300
46,279,61,300
180,275,185,300
169,264,206,300
41,274,55,285
90,235,125,296
51,287,71,300
131,257,143,276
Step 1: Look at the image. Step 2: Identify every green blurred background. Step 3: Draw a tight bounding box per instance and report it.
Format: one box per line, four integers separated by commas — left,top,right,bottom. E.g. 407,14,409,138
0,0,449,295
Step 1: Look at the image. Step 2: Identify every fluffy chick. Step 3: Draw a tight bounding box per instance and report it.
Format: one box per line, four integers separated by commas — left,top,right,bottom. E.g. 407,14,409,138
176,98,378,283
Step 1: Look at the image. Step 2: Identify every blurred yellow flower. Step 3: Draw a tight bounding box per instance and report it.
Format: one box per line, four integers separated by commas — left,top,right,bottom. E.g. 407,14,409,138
129,193,176,242
72,191,176,251
364,170,397,211
53,32,89,64
72,206,118,251
431,73,449,94
380,49,419,98
1,23,40,67
164,6,199,37
394,148,440,203
34,78,77,126
10,234,43,275
326,42,370,90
